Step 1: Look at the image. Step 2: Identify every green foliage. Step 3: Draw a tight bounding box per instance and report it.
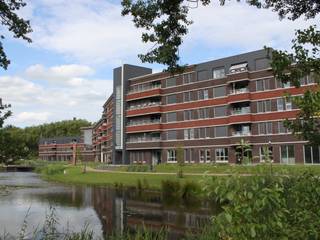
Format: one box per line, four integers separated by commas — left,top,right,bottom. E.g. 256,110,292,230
236,139,252,164
40,164,67,176
127,164,151,172
0,0,32,69
199,173,320,240
0,99,11,128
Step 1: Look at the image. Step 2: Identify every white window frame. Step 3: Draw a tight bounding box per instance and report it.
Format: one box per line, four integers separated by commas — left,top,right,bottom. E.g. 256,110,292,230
280,145,295,164
304,145,320,164
167,149,177,163
215,148,229,163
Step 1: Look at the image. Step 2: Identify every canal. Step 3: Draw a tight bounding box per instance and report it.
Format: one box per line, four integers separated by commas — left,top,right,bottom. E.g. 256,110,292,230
0,171,216,239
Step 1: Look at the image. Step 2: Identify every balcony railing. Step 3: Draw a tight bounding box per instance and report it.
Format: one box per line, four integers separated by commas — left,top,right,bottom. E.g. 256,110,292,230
232,107,251,115
127,137,161,143
232,131,251,136
230,88,249,95
128,102,161,110
127,119,161,126
128,84,161,94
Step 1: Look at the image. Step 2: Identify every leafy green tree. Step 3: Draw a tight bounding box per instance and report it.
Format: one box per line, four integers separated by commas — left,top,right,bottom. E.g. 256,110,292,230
236,139,252,164
0,98,11,128
0,0,32,69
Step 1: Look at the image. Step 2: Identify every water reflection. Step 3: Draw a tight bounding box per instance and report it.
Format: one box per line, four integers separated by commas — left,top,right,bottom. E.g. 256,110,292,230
0,172,215,239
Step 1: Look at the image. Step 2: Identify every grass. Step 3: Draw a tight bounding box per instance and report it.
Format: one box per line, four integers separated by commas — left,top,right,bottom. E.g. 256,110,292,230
115,163,320,175
42,165,201,189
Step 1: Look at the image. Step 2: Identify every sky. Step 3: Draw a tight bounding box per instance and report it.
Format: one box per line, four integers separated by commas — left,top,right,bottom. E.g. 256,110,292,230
0,0,319,128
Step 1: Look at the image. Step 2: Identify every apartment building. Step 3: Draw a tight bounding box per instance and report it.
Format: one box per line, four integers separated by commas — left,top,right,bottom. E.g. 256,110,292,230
93,95,114,163
38,135,94,162
123,49,318,165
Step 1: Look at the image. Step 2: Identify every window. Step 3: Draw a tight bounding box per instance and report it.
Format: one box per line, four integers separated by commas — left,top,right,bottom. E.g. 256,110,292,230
166,112,177,122
285,99,292,110
304,145,320,164
197,89,209,100
199,128,206,138
184,128,194,140
213,86,226,98
214,105,227,117
184,110,192,121
280,145,295,164
205,127,211,138
184,92,191,102
277,98,284,111
259,146,273,162
197,70,208,81
257,100,271,113
183,73,193,84
300,75,314,85
213,67,225,79
167,149,177,163
229,62,248,74
215,148,228,162
278,121,288,134
256,79,270,91
200,149,211,163
166,77,176,87
199,150,205,163
205,149,211,162
258,122,273,135
167,94,177,104
167,130,177,140
277,79,291,88
215,126,228,137
198,108,209,119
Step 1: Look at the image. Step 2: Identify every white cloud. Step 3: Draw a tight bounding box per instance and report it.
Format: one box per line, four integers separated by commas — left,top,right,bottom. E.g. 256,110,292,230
1,64,113,127
13,112,51,123
185,2,319,53
26,0,147,66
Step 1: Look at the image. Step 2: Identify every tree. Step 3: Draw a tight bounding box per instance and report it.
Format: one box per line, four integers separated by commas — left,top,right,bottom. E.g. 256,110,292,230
236,139,252,165
0,0,32,70
0,98,11,128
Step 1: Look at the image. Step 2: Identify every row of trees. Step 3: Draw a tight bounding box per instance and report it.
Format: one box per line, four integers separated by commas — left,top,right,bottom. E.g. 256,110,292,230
0,119,91,164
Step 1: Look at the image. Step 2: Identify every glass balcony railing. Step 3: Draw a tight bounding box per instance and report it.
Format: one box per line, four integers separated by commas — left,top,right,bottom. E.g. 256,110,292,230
232,107,251,115
127,137,161,143
127,119,161,126
230,88,249,95
128,102,161,110
128,83,161,94
232,131,251,136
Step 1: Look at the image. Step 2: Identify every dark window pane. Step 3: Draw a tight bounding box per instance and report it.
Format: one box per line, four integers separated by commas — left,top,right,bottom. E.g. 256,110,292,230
213,86,226,98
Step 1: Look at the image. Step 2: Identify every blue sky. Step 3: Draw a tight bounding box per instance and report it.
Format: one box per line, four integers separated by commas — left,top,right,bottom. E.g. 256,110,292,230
0,0,318,127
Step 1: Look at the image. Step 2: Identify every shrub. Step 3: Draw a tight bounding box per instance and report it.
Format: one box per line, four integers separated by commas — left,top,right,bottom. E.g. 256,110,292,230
127,164,150,172
40,164,66,175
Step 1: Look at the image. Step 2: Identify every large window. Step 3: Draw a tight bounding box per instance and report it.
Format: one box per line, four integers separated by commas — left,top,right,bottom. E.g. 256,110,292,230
257,100,271,113
277,79,291,88
198,89,209,100
278,121,288,134
167,94,177,104
198,108,210,119
184,128,194,140
213,67,225,79
167,130,177,140
259,146,273,162
167,149,177,163
215,126,228,137
183,73,193,84
215,148,228,162
304,145,320,164
280,145,295,164
166,112,177,122
214,105,227,117
184,110,192,120
258,122,273,135
199,149,211,163
277,98,292,111
197,70,208,81
184,92,191,102
256,78,271,91
213,86,226,98
166,77,176,87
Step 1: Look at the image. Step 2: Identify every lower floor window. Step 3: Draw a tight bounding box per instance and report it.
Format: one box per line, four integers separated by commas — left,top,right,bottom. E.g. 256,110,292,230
259,146,273,162
167,149,177,163
215,148,228,162
304,145,320,164
280,145,295,164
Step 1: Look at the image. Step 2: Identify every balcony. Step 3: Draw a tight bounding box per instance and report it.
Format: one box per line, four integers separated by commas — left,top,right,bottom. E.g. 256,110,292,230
128,101,161,111
231,106,251,115
230,87,249,95
128,82,161,94
127,118,161,127
231,125,251,137
127,132,161,143
232,131,251,137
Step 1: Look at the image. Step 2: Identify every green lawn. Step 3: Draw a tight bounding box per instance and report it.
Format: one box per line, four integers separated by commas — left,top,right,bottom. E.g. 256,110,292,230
43,166,202,189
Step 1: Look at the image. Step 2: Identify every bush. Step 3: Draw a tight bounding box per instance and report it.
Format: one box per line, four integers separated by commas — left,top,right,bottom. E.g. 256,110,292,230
40,164,67,175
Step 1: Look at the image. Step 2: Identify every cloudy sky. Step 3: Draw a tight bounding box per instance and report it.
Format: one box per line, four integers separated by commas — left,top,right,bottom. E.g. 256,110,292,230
0,0,318,127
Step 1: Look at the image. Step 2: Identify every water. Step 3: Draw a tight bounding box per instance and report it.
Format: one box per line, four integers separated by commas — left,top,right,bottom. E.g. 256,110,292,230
0,171,215,239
